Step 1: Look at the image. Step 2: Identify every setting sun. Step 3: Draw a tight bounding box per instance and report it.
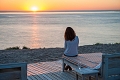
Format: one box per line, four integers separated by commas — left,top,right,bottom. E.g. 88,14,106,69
0,0,120,11
31,6,38,12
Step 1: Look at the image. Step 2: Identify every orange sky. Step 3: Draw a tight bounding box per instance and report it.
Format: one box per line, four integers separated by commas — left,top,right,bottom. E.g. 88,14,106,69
0,0,120,11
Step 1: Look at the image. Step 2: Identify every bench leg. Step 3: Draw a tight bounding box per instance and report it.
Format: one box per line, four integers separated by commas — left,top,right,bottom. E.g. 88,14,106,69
76,73,78,80
89,76,92,80
82,75,85,80
62,59,65,72
88,74,98,80
95,74,98,80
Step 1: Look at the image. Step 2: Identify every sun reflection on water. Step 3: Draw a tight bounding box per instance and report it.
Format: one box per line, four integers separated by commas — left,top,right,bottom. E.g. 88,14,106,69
30,14,41,49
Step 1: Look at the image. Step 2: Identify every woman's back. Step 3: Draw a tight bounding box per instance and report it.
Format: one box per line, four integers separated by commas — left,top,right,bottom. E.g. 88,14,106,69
64,36,79,56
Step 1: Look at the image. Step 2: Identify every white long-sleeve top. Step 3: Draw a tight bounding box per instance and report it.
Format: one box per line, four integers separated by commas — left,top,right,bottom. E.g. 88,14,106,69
64,36,79,56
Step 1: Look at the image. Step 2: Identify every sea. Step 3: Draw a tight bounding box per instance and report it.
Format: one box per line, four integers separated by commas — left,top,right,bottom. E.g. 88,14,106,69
0,11,120,50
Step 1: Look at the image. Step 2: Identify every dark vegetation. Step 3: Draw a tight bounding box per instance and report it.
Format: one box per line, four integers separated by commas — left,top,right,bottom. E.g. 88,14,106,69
5,46,30,50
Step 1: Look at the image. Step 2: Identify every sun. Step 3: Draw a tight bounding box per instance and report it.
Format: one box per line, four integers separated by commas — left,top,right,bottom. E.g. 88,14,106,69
31,6,38,12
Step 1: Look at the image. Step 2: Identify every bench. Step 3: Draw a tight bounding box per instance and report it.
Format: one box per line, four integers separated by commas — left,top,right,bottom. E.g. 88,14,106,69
102,53,120,80
62,59,99,80
0,62,27,80
75,68,99,80
62,53,102,80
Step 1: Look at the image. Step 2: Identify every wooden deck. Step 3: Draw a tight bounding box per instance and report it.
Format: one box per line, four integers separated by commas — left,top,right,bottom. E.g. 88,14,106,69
27,60,102,80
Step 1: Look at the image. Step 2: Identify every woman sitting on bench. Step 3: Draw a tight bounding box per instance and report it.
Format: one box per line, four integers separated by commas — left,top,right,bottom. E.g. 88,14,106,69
64,27,79,70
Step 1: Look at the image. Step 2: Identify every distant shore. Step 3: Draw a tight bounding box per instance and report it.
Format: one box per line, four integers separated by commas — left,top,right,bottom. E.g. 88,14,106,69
0,43,120,64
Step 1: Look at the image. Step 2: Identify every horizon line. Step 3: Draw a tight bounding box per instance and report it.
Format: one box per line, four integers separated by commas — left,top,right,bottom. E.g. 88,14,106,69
0,10,120,12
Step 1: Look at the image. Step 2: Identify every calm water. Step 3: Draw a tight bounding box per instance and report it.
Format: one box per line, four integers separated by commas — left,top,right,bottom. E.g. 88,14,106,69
0,11,120,50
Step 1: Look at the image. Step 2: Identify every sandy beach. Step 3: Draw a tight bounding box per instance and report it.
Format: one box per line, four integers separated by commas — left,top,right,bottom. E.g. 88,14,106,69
0,44,120,64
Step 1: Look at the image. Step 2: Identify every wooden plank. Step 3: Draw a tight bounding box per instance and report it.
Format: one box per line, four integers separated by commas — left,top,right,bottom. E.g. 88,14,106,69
28,66,48,80
27,70,37,76
42,74,53,80
59,71,75,80
27,61,63,80
32,75,44,80
28,63,48,75
45,73,59,80
27,76,33,80
29,75,37,80
51,72,68,80
37,74,48,80
75,68,99,75
53,72,69,80
28,62,61,75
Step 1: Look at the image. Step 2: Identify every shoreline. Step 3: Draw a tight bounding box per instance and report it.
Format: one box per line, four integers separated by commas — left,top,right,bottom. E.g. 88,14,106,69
0,44,120,64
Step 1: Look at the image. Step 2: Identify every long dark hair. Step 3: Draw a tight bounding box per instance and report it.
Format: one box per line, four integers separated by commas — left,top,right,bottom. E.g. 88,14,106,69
64,27,76,41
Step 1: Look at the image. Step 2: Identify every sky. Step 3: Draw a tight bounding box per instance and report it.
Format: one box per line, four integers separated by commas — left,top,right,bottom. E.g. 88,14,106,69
0,0,120,11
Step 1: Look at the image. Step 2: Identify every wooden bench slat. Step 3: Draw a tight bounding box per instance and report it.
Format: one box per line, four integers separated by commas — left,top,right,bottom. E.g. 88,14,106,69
75,68,99,75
